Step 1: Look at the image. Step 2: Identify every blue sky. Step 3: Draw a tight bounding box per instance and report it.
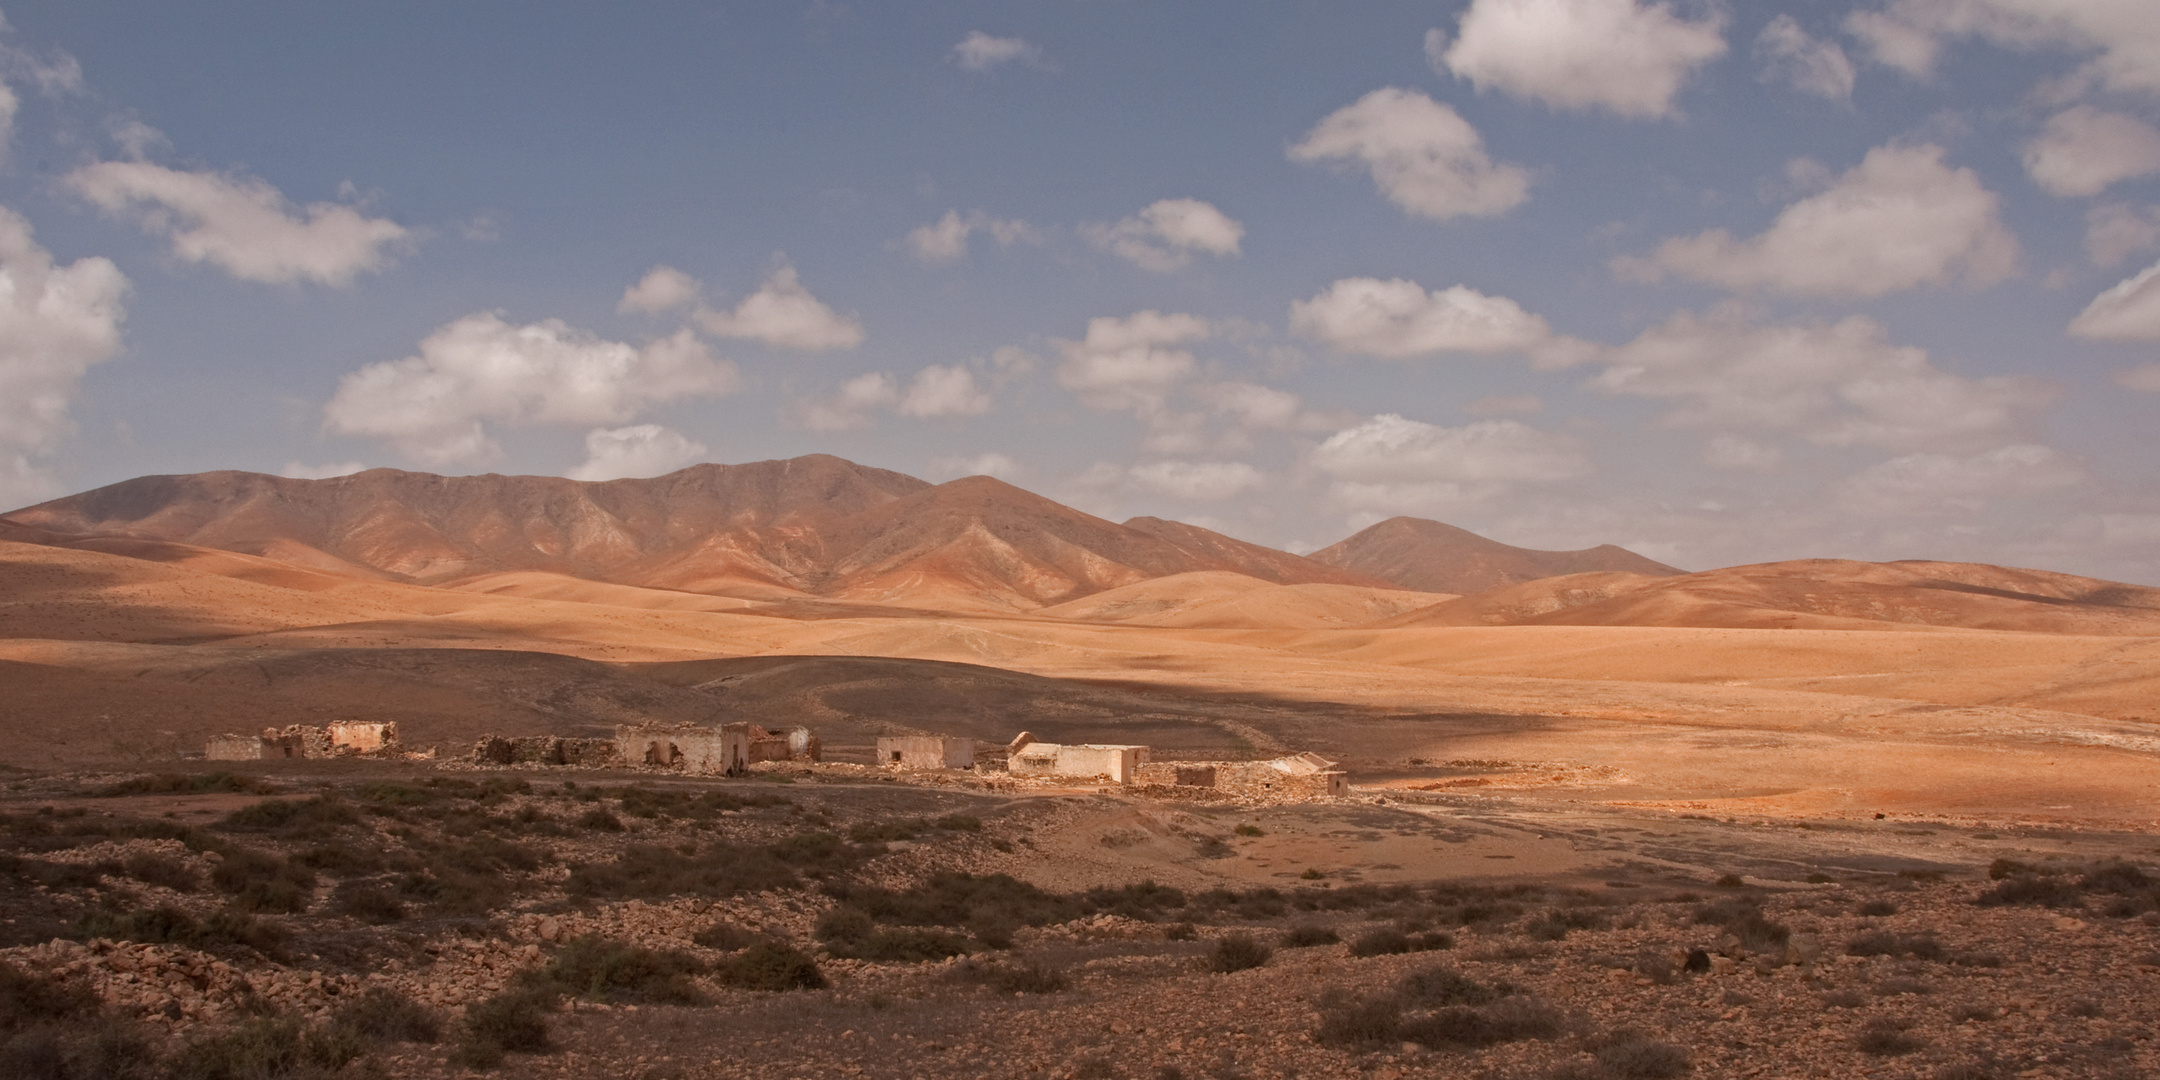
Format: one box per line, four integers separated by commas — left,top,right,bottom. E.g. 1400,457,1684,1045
3,1,2160,581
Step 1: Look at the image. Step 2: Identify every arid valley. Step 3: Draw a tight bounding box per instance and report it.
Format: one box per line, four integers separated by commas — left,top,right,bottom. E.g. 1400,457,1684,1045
0,455,2156,1080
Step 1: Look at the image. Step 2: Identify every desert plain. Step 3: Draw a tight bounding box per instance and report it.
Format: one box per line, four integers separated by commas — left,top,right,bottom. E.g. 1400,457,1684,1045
1,456,2157,1079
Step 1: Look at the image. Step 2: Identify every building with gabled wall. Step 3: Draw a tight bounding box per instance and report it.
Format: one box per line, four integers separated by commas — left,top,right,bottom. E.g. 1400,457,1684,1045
1005,732,1146,784
876,735,975,770
1134,751,1348,801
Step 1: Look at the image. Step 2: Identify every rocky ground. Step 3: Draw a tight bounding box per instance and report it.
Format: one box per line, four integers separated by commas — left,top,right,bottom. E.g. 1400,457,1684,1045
2,761,2156,1080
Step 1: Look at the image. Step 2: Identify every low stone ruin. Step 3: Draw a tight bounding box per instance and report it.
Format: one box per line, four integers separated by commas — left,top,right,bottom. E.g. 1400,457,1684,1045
875,735,976,770
1135,751,1348,800
466,721,819,776
204,721,401,761
1005,732,1147,784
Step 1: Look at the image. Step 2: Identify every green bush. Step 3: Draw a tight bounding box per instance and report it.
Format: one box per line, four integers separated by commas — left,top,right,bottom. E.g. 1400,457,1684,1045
712,940,825,992
208,848,315,914
1347,926,1452,957
1208,934,1272,973
331,987,439,1044
165,1016,366,1080
1283,924,1340,948
97,773,277,798
452,988,557,1068
1314,967,1551,1051
71,904,289,956
985,961,1069,994
120,852,201,893
218,797,360,839
527,937,705,1005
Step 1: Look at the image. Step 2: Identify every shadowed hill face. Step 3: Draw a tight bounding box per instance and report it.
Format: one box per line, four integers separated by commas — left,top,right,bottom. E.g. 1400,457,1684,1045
1379,559,2160,634
1,458,1363,611
1309,516,1683,595
1121,516,1392,588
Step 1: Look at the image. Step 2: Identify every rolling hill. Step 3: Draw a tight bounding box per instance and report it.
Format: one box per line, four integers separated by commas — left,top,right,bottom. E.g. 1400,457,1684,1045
1309,516,1682,594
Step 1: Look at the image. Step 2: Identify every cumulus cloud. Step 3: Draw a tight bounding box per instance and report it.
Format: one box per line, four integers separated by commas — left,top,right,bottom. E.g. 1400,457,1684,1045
1312,414,1587,514
1288,276,1591,368
1702,434,1783,472
0,82,15,162
1428,0,1727,120
932,452,1023,481
566,424,708,482
2023,107,2160,197
793,365,994,431
280,461,367,480
904,209,1038,265
2086,203,2160,267
1754,15,1855,102
1288,88,1531,221
1054,310,1211,413
1845,0,2160,95
951,32,1041,72
0,208,129,506
618,265,701,314
693,264,863,350
1831,444,2087,515
1618,143,2018,297
1466,393,1543,416
1084,199,1244,272
67,161,408,286
1589,306,2043,451
2068,258,2160,340
322,315,737,466
1123,460,1267,501
2114,363,2160,391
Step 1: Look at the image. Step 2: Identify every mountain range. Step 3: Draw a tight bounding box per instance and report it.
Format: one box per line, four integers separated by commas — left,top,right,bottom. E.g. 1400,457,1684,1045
5,453,2157,634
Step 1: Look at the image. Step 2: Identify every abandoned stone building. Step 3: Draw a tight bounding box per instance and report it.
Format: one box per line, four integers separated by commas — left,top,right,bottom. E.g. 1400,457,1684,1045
1134,751,1348,800
1005,732,1147,784
205,722,401,761
875,735,976,770
466,722,818,776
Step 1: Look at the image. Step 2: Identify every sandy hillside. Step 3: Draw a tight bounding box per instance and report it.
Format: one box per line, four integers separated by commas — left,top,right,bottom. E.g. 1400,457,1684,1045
1039,571,1448,629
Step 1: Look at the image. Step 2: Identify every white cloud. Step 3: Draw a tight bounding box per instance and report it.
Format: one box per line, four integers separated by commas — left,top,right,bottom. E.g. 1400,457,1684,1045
1312,414,1587,514
566,424,707,482
1084,198,1243,272
693,263,863,350
323,315,737,466
951,32,1041,72
1054,310,1210,413
794,364,992,430
1465,393,1543,416
2113,363,2160,391
618,265,701,314
0,82,16,163
1703,434,1783,472
2022,107,2160,197
2085,203,2160,267
67,161,407,286
2069,258,2160,340
1288,88,1531,221
932,452,1023,481
1845,0,2160,96
793,372,899,432
280,461,367,480
1754,15,1855,102
1195,381,1306,430
904,209,1038,265
1589,306,2043,451
895,364,992,418
1831,444,2087,515
1125,460,1267,501
1428,0,1727,120
1620,143,2018,297
0,208,129,507
1288,276,1590,367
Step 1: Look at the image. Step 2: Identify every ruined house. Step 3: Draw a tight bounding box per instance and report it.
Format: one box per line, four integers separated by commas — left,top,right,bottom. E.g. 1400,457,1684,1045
326,721,398,753
613,723,747,775
1005,732,1146,784
205,734,267,761
1134,751,1348,801
875,735,975,770
470,735,620,768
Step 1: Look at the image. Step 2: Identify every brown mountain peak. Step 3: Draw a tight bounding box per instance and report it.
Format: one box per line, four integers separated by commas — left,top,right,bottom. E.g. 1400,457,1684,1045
1311,516,1682,594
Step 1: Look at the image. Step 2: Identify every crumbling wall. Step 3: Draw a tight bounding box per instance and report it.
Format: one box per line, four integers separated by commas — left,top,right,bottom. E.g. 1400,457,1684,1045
205,735,266,761
326,721,398,753
875,736,975,769
1007,734,1143,784
261,725,331,759
1135,756,1347,801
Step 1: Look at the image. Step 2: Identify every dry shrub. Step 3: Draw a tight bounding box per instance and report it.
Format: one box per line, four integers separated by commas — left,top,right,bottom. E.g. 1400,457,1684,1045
1208,934,1272,973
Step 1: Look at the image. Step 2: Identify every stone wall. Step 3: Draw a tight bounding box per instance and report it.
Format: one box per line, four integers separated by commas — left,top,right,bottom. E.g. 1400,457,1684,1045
875,736,975,769
1134,756,1348,802
326,721,398,753
1008,738,1143,784
204,735,265,761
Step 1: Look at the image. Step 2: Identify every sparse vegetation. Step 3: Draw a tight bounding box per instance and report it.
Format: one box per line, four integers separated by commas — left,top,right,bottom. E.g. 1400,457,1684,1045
1207,933,1272,973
